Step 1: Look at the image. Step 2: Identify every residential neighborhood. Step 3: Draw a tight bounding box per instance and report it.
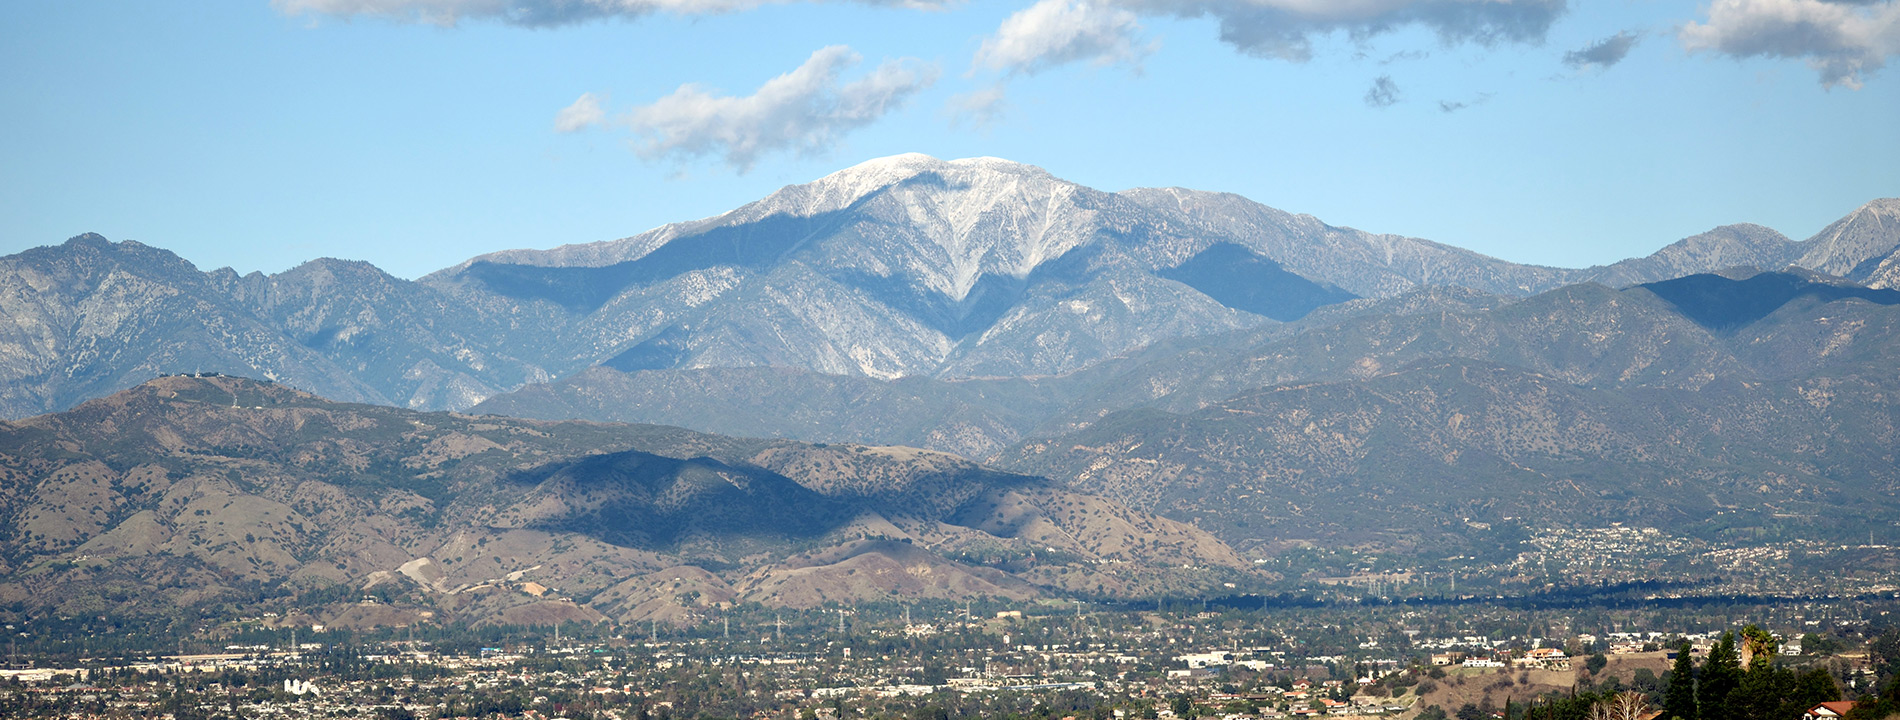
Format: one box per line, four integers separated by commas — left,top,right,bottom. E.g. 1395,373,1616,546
2,595,1894,720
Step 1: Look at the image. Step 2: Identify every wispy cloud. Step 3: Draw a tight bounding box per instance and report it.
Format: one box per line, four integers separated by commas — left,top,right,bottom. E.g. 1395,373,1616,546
1119,0,1569,62
1381,50,1430,65
620,46,937,172
1681,0,1900,88
947,85,1011,129
975,0,1151,75
1437,92,1493,113
274,0,947,25
1564,31,1641,69
554,92,607,132
1364,75,1401,107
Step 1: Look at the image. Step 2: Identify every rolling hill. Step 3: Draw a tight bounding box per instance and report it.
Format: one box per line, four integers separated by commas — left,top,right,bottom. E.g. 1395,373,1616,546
0,375,1242,626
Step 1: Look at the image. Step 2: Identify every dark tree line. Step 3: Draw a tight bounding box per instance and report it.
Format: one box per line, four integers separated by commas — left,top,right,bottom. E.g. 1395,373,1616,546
1660,628,1840,720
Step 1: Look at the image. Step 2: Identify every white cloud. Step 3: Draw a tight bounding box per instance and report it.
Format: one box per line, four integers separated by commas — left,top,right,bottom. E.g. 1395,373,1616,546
1681,0,1900,88
273,0,943,26
1117,0,1569,62
976,0,1151,74
625,46,937,172
554,92,607,132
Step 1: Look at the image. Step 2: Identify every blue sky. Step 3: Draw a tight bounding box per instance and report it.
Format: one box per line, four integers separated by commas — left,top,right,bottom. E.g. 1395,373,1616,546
1,0,1894,279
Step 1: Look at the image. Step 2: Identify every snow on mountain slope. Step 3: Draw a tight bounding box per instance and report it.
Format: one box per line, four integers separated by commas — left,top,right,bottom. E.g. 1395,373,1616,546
8,156,1889,419
428,154,1648,382
1796,198,1900,283
426,154,1366,380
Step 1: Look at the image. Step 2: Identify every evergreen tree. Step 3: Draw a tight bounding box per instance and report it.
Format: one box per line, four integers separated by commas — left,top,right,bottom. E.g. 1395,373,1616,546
1698,633,1741,720
1786,668,1846,718
1664,642,1697,720
1726,662,1844,720
1726,663,1790,720
1790,667,1840,708
1845,674,1900,720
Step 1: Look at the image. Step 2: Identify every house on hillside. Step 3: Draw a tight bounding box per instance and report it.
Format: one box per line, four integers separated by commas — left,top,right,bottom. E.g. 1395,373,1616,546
1522,647,1571,670
1804,701,1857,720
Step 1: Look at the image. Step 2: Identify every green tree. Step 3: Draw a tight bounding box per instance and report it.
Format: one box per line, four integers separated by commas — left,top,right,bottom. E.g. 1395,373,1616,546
1800,633,1842,657
1699,633,1741,720
1845,674,1900,720
1586,654,1609,676
1726,664,1790,720
1632,669,1661,694
1664,642,1698,720
1790,667,1840,708
1724,662,1840,720
1872,628,1900,678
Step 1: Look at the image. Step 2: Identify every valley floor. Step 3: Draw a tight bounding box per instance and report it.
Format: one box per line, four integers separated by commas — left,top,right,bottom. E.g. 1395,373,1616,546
2,594,1893,720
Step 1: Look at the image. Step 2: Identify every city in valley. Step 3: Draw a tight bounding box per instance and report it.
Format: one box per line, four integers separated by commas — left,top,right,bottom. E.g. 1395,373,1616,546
5,530,1898,720
4,0,1896,716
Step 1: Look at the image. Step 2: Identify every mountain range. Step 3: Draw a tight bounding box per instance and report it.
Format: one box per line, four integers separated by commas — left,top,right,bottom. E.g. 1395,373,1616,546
5,155,1894,423
3,154,1899,602
1002,271,1900,551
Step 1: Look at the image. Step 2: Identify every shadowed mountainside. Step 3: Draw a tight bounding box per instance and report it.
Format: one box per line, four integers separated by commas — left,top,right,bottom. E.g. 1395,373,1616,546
993,274,1900,553
479,271,1900,557
0,375,1243,626
475,271,1900,465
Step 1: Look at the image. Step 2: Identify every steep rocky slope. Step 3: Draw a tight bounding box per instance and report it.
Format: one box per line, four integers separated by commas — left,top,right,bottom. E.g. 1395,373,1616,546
423,154,1360,382
12,159,1884,421
478,270,1900,463
994,274,1900,552
1795,198,1900,285
0,237,380,418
